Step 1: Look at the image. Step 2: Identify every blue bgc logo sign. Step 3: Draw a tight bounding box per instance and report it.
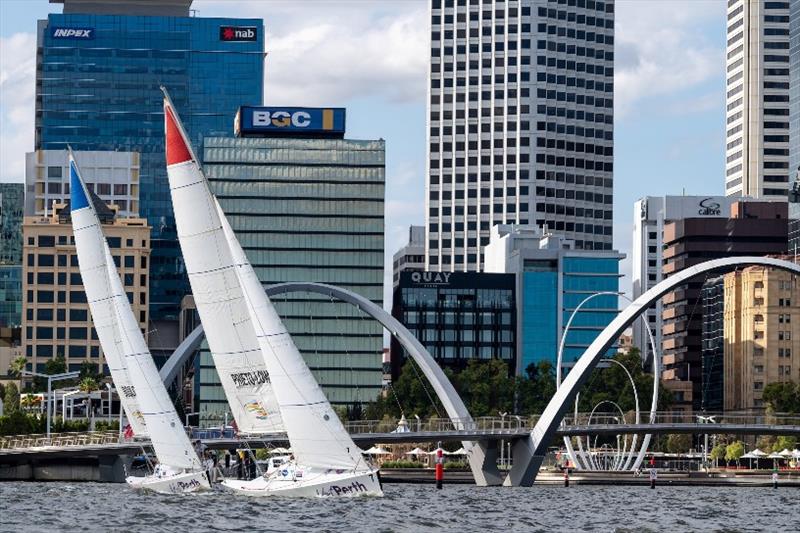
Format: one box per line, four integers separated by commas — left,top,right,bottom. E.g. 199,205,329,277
235,107,346,137
50,27,94,39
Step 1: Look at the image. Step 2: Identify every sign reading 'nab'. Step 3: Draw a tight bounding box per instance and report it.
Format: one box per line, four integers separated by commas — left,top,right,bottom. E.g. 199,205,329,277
220,26,258,42
50,27,94,39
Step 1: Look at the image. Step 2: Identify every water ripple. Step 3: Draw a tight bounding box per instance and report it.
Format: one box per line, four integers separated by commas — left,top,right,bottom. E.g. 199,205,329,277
0,482,793,532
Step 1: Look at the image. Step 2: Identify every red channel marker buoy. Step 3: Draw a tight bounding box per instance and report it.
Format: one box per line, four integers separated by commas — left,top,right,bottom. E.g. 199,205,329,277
435,443,444,489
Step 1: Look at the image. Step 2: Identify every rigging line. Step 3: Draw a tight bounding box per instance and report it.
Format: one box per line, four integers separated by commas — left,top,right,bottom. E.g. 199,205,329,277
406,351,442,419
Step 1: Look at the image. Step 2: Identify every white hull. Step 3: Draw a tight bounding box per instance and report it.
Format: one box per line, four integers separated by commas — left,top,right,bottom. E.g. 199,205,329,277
126,470,211,495
221,467,382,498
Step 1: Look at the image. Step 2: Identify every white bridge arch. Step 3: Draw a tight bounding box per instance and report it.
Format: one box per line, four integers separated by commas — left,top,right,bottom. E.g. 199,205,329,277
161,257,799,487
505,256,800,486
159,281,504,486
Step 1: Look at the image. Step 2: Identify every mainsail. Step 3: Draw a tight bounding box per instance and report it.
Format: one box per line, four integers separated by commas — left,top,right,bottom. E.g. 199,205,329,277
68,157,146,436
217,198,367,472
70,153,201,471
162,89,283,434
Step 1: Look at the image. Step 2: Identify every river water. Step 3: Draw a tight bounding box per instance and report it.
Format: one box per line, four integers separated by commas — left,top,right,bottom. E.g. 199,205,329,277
0,482,795,532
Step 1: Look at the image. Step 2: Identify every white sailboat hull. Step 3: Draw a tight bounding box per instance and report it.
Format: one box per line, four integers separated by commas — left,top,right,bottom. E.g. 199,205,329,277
126,470,211,495
221,467,382,498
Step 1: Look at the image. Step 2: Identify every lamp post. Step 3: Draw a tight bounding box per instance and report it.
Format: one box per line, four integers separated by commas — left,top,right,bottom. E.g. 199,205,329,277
21,370,80,438
696,414,716,472
499,412,508,468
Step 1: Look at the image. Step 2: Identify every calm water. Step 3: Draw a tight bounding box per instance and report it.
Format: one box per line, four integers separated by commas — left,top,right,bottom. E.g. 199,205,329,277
0,482,795,532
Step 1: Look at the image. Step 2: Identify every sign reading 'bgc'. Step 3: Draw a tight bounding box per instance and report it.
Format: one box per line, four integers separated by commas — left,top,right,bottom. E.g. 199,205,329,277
235,106,346,138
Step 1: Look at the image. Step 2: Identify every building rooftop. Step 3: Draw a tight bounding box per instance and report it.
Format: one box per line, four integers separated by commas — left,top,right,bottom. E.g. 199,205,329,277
51,0,193,17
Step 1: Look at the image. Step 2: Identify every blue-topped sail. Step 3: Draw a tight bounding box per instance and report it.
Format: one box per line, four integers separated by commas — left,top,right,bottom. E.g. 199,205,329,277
69,158,90,211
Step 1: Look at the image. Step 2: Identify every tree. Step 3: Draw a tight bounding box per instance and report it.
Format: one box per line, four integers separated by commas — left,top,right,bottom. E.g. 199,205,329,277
453,359,515,417
32,356,69,392
665,433,692,454
762,381,800,414
710,443,726,466
725,441,745,466
516,361,556,415
774,435,798,452
79,377,99,393
3,382,20,414
9,356,27,377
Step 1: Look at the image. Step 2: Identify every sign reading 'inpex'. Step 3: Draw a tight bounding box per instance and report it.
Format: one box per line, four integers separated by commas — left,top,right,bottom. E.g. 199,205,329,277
50,27,94,39
219,26,258,42
235,106,346,137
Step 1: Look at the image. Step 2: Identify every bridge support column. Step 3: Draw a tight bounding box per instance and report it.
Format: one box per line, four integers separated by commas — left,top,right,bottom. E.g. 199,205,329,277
503,436,543,487
466,440,503,486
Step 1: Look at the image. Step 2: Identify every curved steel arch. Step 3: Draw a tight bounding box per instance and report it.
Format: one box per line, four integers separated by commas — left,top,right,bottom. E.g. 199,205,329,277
159,281,503,486
505,256,800,486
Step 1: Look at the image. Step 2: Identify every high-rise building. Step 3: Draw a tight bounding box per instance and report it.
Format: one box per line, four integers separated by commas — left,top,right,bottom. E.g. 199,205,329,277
725,0,792,199
25,150,140,218
392,226,425,287
484,224,621,375
0,184,25,328
391,271,516,379
723,260,799,412
661,201,789,412
631,196,741,366
425,0,615,272
700,275,725,412
196,106,384,419
36,0,264,322
789,0,799,181
21,200,150,373
791,180,800,254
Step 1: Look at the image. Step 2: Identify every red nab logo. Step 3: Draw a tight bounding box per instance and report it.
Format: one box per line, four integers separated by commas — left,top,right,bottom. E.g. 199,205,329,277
220,26,258,42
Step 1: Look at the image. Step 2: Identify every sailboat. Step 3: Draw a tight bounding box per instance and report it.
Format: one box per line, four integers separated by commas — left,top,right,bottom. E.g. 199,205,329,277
69,151,210,494
162,89,382,497
159,91,283,437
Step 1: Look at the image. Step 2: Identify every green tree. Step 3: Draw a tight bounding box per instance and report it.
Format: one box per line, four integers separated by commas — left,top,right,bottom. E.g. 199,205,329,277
762,381,800,414
3,382,20,414
79,377,99,393
9,356,27,377
32,356,69,392
453,359,515,417
774,435,798,452
516,361,557,415
725,441,745,465
665,433,692,454
710,443,726,465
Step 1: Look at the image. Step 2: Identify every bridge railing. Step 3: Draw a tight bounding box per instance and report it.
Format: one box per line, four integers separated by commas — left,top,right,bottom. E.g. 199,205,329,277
0,431,120,451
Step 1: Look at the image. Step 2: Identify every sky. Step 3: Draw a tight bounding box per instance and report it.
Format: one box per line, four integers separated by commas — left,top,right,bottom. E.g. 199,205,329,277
0,0,729,306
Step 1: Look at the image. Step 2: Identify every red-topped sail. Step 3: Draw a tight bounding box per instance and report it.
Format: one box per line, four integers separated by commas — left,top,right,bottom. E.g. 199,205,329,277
164,105,193,166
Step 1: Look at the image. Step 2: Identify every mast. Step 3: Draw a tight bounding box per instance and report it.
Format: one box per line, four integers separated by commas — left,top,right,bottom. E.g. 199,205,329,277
70,151,200,471
162,88,283,434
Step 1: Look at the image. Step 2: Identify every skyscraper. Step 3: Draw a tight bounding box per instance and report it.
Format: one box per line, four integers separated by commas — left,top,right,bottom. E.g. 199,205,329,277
725,0,792,199
0,184,24,328
426,0,615,272
35,0,264,325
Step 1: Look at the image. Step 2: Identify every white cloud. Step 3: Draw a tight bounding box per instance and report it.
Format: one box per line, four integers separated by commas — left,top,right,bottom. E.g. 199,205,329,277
615,2,725,117
0,32,36,183
195,0,429,106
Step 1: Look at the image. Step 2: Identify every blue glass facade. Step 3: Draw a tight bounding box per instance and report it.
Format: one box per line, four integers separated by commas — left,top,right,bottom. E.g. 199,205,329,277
519,254,619,373
35,13,264,319
0,183,24,328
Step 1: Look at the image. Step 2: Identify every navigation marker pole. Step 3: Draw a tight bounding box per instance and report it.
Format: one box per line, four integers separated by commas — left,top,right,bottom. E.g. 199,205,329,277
435,441,444,489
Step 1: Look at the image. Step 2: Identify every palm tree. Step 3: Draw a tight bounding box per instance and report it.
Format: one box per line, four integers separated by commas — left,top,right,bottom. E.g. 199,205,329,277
79,377,99,393
9,356,27,377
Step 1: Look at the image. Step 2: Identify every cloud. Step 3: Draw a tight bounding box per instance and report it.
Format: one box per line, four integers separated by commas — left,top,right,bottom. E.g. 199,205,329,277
195,0,428,106
0,32,36,183
614,2,725,117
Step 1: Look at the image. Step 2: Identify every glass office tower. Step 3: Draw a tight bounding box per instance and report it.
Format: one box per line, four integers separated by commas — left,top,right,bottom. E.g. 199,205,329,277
198,135,386,419
0,184,24,328
35,6,264,320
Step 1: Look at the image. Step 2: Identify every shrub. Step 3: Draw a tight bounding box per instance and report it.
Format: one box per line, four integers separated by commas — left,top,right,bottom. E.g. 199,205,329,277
380,460,423,469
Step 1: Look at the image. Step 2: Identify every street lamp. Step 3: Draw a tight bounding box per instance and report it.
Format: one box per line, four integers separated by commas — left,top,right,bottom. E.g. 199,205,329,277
21,370,80,438
696,414,717,472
